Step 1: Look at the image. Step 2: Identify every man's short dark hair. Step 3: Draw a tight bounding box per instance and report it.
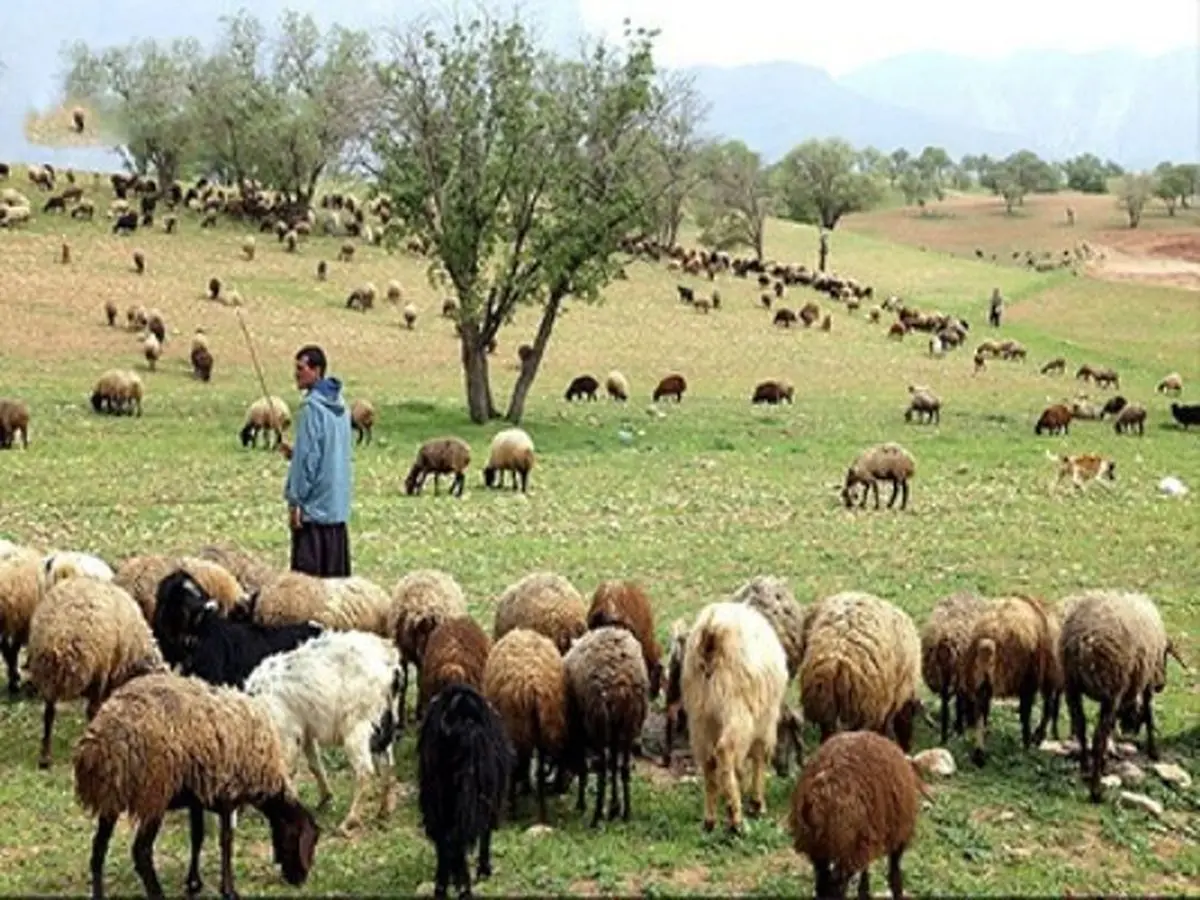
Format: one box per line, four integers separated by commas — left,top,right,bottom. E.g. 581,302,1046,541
295,345,327,376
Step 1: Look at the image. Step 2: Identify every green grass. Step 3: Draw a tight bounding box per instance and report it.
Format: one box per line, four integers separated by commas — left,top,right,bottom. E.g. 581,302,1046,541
0,172,1198,896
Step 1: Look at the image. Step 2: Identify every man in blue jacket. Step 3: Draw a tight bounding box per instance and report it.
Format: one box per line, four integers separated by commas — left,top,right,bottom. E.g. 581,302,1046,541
279,345,353,576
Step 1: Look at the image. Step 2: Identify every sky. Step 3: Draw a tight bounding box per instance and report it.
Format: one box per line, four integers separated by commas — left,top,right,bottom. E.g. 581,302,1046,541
577,0,1200,75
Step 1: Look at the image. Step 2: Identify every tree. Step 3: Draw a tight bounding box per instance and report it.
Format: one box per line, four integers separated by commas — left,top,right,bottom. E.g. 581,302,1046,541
693,140,773,260
1062,153,1108,194
897,163,934,209
1117,172,1155,228
1153,162,1192,215
916,145,952,188
982,150,1058,213
1175,163,1200,208
644,72,708,247
858,146,889,181
887,148,910,186
375,15,677,424
773,138,883,230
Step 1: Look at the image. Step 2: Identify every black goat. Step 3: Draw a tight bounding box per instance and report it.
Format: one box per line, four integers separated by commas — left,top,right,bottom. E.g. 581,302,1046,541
418,684,514,900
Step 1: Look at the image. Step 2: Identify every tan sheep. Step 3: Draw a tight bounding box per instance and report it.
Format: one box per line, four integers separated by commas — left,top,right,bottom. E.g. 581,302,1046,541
240,396,291,449
482,428,535,493
920,591,988,744
241,235,256,260
114,554,245,622
605,370,629,402
404,436,471,496
417,616,492,717
493,572,587,655
386,569,469,721
1155,372,1183,395
249,572,391,636
195,543,278,595
0,546,44,693
351,399,375,446
841,443,916,511
403,303,418,329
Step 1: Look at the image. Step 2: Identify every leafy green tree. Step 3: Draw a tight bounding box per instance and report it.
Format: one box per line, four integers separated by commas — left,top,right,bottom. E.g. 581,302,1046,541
1175,163,1199,208
897,163,934,209
1153,162,1192,215
773,138,883,230
1062,153,1108,193
1117,172,1155,228
858,146,889,180
693,140,774,261
644,72,708,247
887,147,910,186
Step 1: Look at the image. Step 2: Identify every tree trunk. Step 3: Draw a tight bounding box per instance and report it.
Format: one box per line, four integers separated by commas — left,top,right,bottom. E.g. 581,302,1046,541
461,329,498,424
505,292,564,424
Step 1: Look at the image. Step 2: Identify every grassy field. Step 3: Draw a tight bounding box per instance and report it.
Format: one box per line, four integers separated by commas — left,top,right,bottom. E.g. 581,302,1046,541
1,169,1198,897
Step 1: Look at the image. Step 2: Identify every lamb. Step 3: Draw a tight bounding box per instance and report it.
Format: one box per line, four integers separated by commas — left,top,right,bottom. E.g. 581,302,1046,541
417,683,514,900
605,370,629,402
0,545,43,693
960,595,1062,766
386,569,469,721
191,336,214,382
74,672,320,900
752,379,794,405
904,386,941,425
26,576,163,768
493,571,588,655
789,730,925,900
1155,372,1183,395
482,427,536,492
680,601,787,833
241,235,256,260
245,629,404,834
91,369,143,416
1170,402,1200,428
132,249,146,274
841,443,916,511
482,628,569,822
565,374,600,402
351,398,375,446
1035,403,1072,436
248,572,392,636
799,591,922,752
653,373,687,402
920,591,988,744
418,616,492,717
141,332,161,371
587,580,663,699
1112,403,1147,435
1041,357,1066,376
1059,590,1186,802
404,436,471,497
240,396,291,449
403,303,418,329
563,626,650,826
0,398,30,449
114,553,244,622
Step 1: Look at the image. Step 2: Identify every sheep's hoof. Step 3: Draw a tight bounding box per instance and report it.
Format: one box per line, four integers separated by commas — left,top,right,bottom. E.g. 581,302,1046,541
37,756,51,771
970,748,986,768
726,820,744,837
702,818,715,833
745,799,763,819
336,817,361,838
185,876,203,896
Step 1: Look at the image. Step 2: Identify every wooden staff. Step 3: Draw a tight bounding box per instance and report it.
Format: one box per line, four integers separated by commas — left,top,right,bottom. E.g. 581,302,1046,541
234,306,273,403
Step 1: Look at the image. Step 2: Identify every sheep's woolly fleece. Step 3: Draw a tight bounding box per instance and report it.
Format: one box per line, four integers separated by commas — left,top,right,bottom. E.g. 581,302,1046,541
386,570,469,662
493,572,587,655
483,627,569,758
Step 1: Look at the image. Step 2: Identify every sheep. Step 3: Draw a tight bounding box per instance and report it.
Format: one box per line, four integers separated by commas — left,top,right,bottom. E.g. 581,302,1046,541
345,282,377,311
1170,402,1200,428
132,249,146,274
387,569,469,722
418,616,492,718
563,626,650,826
142,333,161,371
565,374,600,402
751,379,794,405
248,572,392,637
404,436,471,497
0,398,30,449
195,542,278,595
114,553,244,623
680,601,787,833
1070,397,1103,421
417,683,513,900
482,628,569,822
0,203,32,227
351,398,376,446
493,572,587,655
74,672,320,900
207,276,221,301
26,576,163,768
241,235,256,260
482,427,536,492
605,370,629,402
1091,366,1120,389
653,373,687,402
1113,403,1147,435
0,546,43,693
773,308,797,328
960,595,1062,766
1156,372,1183,395
240,396,292,449
1099,395,1128,418
587,580,662,699
799,591,922,752
90,369,143,416
904,386,941,424
841,443,916,511
39,550,115,594
338,240,355,262
1035,403,1072,436
245,630,404,834
1060,590,1186,802
284,229,298,252
112,211,138,234
1041,357,1066,376
316,259,327,280
920,591,988,744
191,333,214,382
888,322,907,340
403,302,418,329
789,730,925,900
146,310,166,344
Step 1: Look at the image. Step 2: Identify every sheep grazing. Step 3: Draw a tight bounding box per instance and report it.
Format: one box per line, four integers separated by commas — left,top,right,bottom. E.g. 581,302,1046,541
904,386,941,425
605,370,629,402
90,369,143,416
800,591,922,752
240,396,291,449
0,545,43,692
404,436,471,497
493,571,587,655
346,283,377,312
1155,372,1183,395
247,573,392,638
1035,403,1072,436
351,398,376,446
752,379,794,405
482,628,569,822
1091,366,1120,389
387,569,469,722
195,542,277,595
565,374,600,402
1099,395,1128,419
888,322,907,340
132,249,145,274
1112,403,1147,435
338,240,355,262
190,336,214,383
482,427,536,492
0,398,30,449
403,302,418,329
103,299,117,326
142,333,161,371
26,576,163,768
1060,590,1185,802
1170,402,1200,429
316,260,327,281
960,595,1062,766
1041,357,1066,376
920,591,988,744
653,373,687,402
115,553,244,623
146,311,166,344
587,580,662,699
680,602,787,833
207,276,221,301
245,630,404,834
789,730,925,900
418,616,492,718
563,626,650,826
773,308,797,328
417,684,513,900
241,235,256,260
74,672,320,900
841,443,916,511
799,303,820,327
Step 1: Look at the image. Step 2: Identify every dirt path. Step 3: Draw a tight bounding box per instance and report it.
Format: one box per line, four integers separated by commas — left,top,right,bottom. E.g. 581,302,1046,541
1086,243,1200,292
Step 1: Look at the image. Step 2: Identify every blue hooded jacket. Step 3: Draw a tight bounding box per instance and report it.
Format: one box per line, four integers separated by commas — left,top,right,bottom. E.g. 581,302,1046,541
284,376,353,525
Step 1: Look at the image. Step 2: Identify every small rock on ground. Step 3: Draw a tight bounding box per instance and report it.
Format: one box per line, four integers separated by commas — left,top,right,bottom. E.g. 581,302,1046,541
1118,791,1164,818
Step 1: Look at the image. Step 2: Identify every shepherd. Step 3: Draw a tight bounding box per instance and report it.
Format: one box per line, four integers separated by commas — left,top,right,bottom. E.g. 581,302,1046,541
279,345,354,577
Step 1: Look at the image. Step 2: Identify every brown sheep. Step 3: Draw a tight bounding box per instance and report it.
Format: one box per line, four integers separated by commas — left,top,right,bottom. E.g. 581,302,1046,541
888,322,907,340
1040,358,1066,376
1155,372,1183,395
799,302,821,327
920,591,988,744
752,380,794,405
652,373,687,403
103,300,117,326
493,572,587,655
417,616,492,717
351,399,375,446
587,580,662,699
1091,366,1120,389
338,240,355,262
190,339,214,383
0,398,30,449
1034,404,1072,436
1112,403,1146,436
132,250,146,274
773,308,797,328
842,443,916,511
404,437,471,497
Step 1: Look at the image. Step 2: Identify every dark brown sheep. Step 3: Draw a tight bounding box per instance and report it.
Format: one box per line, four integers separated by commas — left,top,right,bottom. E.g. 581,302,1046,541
1112,403,1146,436
1034,404,1072,436
587,580,662,700
652,374,687,402
799,302,821,327
773,309,797,328
404,437,471,497
752,380,794,405
564,375,600,402
190,345,214,382
417,616,492,717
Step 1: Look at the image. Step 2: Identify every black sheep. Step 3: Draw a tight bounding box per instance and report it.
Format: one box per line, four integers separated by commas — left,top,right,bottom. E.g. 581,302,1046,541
112,211,138,234
1171,402,1200,429
564,375,599,402
418,683,514,900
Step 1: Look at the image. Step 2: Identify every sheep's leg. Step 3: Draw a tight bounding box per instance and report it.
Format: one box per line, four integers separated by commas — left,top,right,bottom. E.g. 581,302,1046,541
38,700,56,769
89,815,116,900
701,754,718,831
813,861,843,900
607,738,621,820
433,841,450,899
338,769,372,836
590,745,607,828
621,745,633,822
217,808,238,900
1018,688,1035,748
892,702,916,754
375,747,397,818
970,687,992,767
1,637,20,695
476,817,495,879
131,816,166,900
900,479,909,510
887,479,901,509
1089,699,1117,802
953,691,966,736
1032,685,1057,746
887,847,906,900
1065,684,1089,770
857,868,871,900
535,748,548,824
746,740,766,818
575,753,588,813
718,747,743,834
302,740,334,810
1141,688,1159,761
939,687,951,744
185,802,205,896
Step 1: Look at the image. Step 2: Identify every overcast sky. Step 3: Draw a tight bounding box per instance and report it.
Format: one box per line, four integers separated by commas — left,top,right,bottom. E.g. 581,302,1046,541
577,0,1199,75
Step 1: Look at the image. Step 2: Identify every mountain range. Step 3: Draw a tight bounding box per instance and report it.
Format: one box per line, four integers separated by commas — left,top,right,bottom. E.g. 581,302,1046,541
0,0,1194,171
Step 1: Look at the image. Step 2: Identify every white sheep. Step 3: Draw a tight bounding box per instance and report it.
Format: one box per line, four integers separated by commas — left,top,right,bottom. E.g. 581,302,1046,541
482,427,536,493
39,550,114,598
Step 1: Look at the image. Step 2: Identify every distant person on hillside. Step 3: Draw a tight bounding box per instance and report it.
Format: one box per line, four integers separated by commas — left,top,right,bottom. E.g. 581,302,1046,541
988,288,1004,328
818,229,830,272
279,345,353,577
